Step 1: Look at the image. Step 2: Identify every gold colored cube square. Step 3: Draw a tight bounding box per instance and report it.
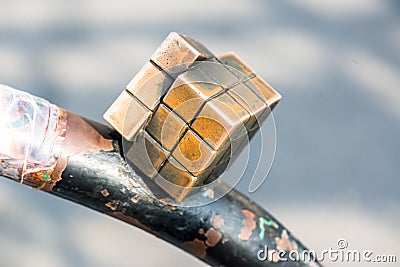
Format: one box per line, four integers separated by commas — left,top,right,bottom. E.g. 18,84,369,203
219,52,281,110
126,130,168,178
202,158,230,185
172,130,220,177
218,52,255,79
189,60,240,89
155,157,198,202
103,91,152,141
163,73,223,123
245,76,282,110
227,83,268,131
191,93,250,150
146,104,187,151
126,62,173,110
151,32,214,77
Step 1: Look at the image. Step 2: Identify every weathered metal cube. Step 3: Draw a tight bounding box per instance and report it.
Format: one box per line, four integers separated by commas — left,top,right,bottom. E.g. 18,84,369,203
104,32,281,201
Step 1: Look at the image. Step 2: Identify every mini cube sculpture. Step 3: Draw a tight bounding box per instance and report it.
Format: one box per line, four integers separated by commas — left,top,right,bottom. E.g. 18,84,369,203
104,32,281,201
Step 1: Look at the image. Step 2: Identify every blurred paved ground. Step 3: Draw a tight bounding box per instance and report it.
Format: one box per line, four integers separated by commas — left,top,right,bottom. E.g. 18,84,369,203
0,1,399,266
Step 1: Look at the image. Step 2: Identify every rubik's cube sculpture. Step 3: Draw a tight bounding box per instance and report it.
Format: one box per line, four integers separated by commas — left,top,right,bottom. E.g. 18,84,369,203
104,32,281,201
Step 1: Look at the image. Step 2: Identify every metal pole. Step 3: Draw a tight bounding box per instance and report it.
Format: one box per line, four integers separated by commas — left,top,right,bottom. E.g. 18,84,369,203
0,85,320,267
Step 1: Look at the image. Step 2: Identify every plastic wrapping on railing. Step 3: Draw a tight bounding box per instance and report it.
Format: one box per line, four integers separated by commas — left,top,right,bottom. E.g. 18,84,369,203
0,84,66,182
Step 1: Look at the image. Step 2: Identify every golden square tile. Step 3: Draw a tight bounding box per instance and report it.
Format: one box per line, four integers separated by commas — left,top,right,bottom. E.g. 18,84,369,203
182,63,217,85
126,61,173,111
189,61,239,89
155,157,198,202
191,93,250,150
125,130,168,178
245,76,282,110
103,90,131,134
151,32,214,77
218,52,255,79
207,132,245,167
202,158,230,185
179,33,214,59
103,91,152,141
146,104,187,151
227,82,269,131
172,130,221,177
163,73,223,123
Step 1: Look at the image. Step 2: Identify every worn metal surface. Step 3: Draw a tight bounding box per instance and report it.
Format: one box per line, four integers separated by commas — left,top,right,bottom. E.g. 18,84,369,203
0,87,319,266
51,131,320,267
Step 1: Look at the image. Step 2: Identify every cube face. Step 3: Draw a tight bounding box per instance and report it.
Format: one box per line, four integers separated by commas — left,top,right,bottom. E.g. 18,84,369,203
126,130,168,178
245,76,281,110
103,90,132,136
104,91,152,141
172,130,220,177
126,62,174,111
189,61,240,89
163,73,223,123
163,84,204,123
227,83,268,131
192,93,250,150
218,52,255,79
219,52,281,110
202,157,231,185
146,104,187,151
151,32,214,77
103,32,281,202
154,158,198,202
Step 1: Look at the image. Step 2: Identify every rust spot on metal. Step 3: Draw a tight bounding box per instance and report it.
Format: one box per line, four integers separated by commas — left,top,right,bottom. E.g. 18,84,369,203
268,249,281,263
130,195,140,204
109,212,158,236
205,227,222,247
101,189,110,197
61,112,114,156
168,204,177,211
238,209,256,241
181,239,207,259
48,111,114,190
127,178,136,189
211,215,225,229
46,156,68,190
275,229,298,251
202,188,215,199
105,202,117,211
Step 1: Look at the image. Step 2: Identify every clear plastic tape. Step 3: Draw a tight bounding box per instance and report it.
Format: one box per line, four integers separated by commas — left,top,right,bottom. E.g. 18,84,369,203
0,84,67,181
